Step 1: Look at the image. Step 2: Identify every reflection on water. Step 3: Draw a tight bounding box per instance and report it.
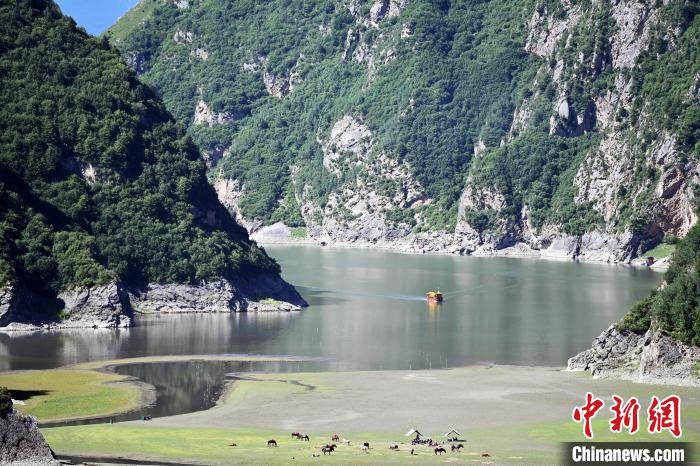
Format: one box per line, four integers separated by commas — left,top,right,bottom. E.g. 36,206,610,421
0,246,663,370
42,360,325,427
426,301,442,316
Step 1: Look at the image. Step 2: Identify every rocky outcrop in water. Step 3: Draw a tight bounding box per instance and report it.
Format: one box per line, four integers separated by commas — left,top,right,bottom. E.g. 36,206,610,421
568,324,700,387
0,410,58,465
128,273,306,314
0,274,305,331
0,282,133,332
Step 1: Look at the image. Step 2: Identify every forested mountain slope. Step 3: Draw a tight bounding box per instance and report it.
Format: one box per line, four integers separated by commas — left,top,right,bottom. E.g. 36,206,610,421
109,0,699,261
0,0,305,330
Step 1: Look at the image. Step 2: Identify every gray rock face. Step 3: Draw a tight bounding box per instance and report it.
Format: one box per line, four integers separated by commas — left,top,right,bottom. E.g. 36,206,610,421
1,273,305,331
125,51,147,73
568,325,700,387
0,285,16,326
291,115,429,247
370,0,389,25
128,274,307,314
0,410,58,465
58,283,133,328
193,100,240,126
0,282,133,331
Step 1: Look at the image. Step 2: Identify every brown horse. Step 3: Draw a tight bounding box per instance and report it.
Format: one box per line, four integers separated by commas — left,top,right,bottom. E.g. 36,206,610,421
291,432,300,439
267,439,277,447
434,447,446,455
331,434,340,442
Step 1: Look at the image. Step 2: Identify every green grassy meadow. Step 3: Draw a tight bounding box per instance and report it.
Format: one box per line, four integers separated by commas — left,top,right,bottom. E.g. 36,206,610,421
0,369,140,422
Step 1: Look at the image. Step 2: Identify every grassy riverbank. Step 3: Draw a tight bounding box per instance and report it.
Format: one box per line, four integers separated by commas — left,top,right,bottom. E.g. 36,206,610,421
36,365,700,464
0,369,140,422
42,416,697,465
45,427,464,465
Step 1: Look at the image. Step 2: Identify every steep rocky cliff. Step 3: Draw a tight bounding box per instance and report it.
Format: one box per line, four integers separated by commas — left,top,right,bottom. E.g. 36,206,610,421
110,0,699,262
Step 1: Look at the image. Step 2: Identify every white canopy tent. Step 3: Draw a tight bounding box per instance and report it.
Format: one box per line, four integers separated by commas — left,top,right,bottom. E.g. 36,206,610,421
405,428,423,438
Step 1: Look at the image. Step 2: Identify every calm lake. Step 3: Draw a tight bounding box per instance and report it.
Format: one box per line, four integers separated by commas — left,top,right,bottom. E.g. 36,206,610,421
0,246,663,371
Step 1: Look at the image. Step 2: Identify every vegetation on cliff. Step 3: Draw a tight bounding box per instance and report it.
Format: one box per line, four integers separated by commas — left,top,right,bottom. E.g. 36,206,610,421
108,0,698,247
0,0,278,302
619,210,700,345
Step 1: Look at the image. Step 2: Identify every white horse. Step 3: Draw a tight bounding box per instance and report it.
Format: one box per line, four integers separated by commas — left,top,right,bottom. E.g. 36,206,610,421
342,438,351,446
360,445,369,453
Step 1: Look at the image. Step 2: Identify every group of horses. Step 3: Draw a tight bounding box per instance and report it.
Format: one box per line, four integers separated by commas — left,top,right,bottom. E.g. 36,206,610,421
285,433,357,455
433,444,464,455
266,434,471,457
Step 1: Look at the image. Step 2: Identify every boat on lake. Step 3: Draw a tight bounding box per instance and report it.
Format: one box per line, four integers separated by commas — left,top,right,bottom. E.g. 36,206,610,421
426,290,443,302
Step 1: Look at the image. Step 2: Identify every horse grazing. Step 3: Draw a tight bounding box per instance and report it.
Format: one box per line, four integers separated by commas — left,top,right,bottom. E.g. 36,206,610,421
321,446,334,455
267,439,277,447
291,432,300,439
451,444,464,452
300,434,310,441
434,447,446,455
342,438,351,446
331,434,340,442
481,453,491,457
389,444,399,450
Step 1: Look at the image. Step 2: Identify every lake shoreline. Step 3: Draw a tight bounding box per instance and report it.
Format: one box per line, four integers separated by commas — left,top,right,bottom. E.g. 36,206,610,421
38,364,700,465
13,357,698,426
258,239,670,271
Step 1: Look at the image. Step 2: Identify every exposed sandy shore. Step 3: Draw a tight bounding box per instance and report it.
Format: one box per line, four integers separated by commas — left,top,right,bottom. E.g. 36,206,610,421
146,365,700,434
71,354,314,370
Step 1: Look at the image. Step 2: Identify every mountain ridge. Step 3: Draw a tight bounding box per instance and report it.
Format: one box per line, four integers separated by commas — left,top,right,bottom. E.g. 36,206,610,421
108,0,699,263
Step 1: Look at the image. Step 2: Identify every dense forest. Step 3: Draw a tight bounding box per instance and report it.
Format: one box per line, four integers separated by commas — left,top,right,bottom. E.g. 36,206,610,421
0,0,278,304
108,0,699,247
